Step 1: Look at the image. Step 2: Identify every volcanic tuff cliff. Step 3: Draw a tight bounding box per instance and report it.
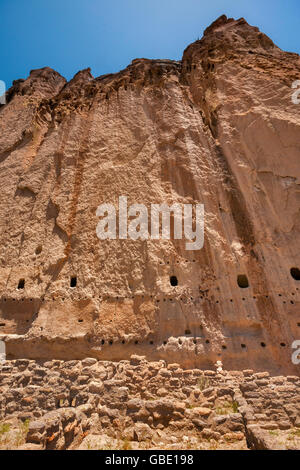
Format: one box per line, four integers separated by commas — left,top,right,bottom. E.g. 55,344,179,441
0,15,300,374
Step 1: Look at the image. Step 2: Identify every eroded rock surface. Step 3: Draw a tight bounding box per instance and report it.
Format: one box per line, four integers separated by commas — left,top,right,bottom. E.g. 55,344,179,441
0,16,300,374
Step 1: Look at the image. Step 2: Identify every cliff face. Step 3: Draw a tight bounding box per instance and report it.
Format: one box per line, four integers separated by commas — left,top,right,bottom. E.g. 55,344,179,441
0,16,299,374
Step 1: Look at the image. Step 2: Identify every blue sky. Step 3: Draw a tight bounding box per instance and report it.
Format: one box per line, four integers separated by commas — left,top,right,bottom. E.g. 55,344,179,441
1,0,300,89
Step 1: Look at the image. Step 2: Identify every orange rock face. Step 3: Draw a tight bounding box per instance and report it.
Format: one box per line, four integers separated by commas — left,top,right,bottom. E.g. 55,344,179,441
0,16,299,374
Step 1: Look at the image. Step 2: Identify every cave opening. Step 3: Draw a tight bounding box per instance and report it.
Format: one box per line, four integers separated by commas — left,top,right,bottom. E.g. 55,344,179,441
70,276,77,288
237,274,249,289
170,275,178,287
17,279,25,290
290,268,300,281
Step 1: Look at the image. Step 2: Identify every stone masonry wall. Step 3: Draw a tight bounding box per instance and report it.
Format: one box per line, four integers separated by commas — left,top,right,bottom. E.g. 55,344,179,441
0,355,299,450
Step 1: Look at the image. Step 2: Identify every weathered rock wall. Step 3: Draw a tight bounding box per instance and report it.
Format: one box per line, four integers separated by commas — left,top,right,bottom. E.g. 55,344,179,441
0,16,299,374
0,357,299,450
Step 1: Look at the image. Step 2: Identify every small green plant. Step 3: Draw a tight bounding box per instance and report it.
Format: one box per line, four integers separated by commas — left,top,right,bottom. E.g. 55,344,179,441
215,400,239,415
185,403,194,409
0,423,10,435
0,422,11,448
269,430,279,437
232,400,239,413
289,428,300,438
0,419,30,449
22,419,30,433
198,376,211,391
15,419,30,447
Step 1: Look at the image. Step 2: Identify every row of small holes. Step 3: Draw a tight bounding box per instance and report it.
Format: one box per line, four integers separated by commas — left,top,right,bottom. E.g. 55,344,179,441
12,268,300,292
0,294,298,304
94,338,290,349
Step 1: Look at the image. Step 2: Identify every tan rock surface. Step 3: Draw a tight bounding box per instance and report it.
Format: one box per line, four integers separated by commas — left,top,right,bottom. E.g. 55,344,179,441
0,16,299,375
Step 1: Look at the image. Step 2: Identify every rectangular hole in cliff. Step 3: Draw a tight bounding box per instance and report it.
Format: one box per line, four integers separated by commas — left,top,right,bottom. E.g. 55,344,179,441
17,279,25,289
237,274,249,289
70,276,77,288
